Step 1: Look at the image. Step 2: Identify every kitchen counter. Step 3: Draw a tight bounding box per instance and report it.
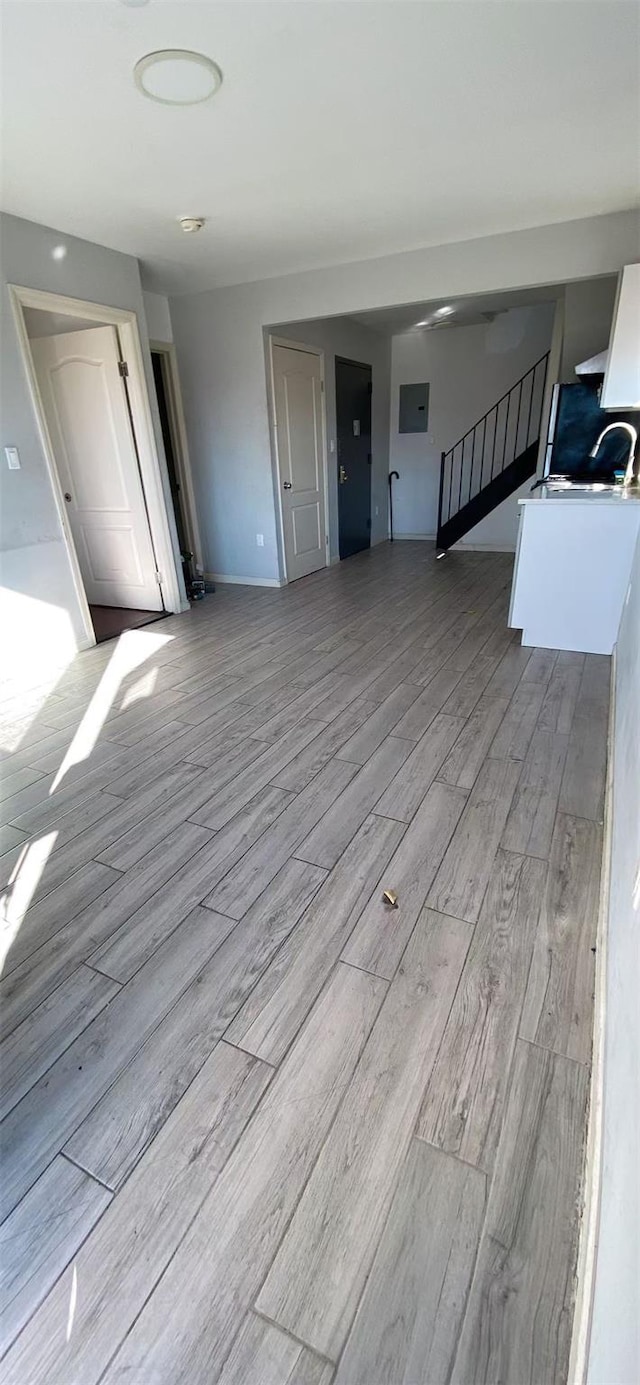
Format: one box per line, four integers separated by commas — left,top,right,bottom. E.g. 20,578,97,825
509,487,640,654
521,484,640,505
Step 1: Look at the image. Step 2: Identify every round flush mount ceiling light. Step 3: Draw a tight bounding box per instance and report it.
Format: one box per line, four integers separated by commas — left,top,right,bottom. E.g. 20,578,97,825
134,50,223,105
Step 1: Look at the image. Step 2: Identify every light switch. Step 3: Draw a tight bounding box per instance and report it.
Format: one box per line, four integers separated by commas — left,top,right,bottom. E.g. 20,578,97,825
5,447,20,470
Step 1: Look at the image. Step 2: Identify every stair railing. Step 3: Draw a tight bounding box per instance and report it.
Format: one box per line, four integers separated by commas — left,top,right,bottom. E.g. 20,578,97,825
437,351,550,543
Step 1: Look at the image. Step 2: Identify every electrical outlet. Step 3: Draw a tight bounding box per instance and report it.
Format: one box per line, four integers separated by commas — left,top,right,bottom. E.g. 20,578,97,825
5,447,20,470
256,533,264,547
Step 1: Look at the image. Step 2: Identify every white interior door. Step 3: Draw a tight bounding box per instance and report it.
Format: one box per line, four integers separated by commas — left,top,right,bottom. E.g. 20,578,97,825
272,344,327,581
31,326,163,611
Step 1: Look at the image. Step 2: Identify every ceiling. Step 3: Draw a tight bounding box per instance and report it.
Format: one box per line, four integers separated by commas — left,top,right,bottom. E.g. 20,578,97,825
347,285,569,336
23,307,109,338
2,2,638,296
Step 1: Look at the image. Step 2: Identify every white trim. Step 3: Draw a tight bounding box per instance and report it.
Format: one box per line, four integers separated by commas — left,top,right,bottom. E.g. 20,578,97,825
386,532,517,554
567,655,615,1385
149,340,204,571
267,334,330,585
205,572,285,588
9,285,184,648
391,533,516,553
451,541,516,553
392,532,436,541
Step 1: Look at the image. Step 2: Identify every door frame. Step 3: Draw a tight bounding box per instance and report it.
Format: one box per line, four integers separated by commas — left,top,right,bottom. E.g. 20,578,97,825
9,284,187,650
335,354,373,560
149,340,203,572
267,334,330,585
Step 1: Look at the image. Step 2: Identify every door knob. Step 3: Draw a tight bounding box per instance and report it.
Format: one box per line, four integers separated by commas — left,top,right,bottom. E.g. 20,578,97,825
283,481,292,490
64,492,72,502
339,465,348,484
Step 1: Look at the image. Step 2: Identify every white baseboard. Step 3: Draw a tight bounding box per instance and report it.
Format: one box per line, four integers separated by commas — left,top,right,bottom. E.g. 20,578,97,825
205,572,285,588
391,533,515,554
392,533,436,541
451,541,516,553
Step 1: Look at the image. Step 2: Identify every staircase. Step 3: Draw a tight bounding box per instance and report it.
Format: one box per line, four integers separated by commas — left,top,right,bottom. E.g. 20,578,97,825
436,351,550,552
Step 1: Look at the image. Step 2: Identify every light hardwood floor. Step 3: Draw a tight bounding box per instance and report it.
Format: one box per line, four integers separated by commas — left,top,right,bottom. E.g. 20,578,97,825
0,542,607,1383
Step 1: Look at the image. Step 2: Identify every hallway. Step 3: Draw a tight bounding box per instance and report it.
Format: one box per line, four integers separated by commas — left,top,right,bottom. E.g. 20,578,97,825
0,542,606,1383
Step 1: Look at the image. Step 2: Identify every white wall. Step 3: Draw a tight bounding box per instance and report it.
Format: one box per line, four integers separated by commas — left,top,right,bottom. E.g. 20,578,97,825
268,317,391,562
587,531,640,1385
169,210,637,582
388,305,555,547
0,212,183,687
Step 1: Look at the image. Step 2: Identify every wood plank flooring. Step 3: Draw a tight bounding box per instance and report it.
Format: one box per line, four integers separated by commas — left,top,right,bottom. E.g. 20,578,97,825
0,542,606,1383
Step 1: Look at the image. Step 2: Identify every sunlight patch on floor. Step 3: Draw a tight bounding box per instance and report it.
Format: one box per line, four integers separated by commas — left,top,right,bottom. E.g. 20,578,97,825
0,831,58,973
49,628,173,793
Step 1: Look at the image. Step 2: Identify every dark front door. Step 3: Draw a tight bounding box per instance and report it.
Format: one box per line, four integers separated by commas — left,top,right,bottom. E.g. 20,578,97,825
336,357,372,559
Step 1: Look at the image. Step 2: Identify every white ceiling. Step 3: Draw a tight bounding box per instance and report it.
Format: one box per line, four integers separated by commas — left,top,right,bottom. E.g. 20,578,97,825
23,307,109,338
347,284,570,335
2,1,638,296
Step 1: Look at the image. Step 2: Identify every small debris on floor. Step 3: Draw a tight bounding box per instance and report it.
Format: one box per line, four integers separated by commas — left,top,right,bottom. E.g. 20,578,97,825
382,888,398,908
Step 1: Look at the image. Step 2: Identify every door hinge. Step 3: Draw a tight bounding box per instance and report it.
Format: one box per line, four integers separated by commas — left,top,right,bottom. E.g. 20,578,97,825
367,381,373,396
155,569,163,585
118,360,129,379
320,380,325,393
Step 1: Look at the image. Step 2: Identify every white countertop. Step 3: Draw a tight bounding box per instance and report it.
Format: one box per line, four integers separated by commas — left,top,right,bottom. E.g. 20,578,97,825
519,485,640,506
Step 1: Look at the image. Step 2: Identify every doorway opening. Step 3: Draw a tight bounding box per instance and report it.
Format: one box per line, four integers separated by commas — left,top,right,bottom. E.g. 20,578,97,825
149,343,204,601
336,356,372,559
10,286,186,648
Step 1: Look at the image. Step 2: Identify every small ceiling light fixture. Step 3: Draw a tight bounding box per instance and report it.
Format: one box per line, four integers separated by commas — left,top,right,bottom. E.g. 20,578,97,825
434,305,455,317
179,217,205,234
134,50,223,106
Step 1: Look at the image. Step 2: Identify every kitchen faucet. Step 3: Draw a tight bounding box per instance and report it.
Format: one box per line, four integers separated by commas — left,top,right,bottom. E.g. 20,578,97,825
589,421,638,485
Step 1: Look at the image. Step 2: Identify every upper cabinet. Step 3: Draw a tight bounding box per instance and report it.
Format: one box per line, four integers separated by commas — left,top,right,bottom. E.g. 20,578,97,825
602,264,640,410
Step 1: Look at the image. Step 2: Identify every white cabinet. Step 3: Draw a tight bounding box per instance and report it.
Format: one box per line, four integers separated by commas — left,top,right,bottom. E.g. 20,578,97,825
509,492,640,655
602,264,640,410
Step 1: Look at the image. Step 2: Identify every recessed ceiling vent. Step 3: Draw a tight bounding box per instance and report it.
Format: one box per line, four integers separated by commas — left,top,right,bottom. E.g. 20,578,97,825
178,217,206,234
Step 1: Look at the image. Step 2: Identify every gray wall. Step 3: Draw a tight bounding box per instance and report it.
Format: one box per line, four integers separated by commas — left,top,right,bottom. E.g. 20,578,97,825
560,276,618,381
268,317,391,563
168,210,638,583
0,212,181,673
389,304,555,547
587,530,640,1385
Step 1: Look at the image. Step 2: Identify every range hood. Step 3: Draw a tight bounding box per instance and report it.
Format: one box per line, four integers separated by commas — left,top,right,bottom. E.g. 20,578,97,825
575,349,609,377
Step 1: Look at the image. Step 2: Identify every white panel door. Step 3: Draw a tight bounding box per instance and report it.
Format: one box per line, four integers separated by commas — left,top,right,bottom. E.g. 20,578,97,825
272,344,326,582
31,326,163,610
